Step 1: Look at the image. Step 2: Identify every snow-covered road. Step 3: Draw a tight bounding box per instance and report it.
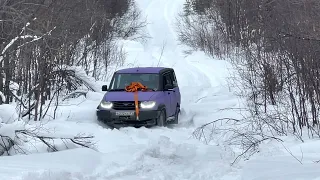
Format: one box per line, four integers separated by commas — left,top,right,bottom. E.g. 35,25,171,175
3,0,320,180
0,0,242,179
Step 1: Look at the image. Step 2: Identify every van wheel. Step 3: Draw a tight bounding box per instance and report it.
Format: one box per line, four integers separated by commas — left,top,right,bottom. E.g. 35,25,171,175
157,109,167,127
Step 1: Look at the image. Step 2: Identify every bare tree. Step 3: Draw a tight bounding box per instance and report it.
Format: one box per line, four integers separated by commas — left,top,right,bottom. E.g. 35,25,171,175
0,0,146,121
178,0,320,163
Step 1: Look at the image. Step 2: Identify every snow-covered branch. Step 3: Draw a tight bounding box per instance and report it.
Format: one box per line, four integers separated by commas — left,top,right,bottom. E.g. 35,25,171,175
0,121,96,156
0,27,56,64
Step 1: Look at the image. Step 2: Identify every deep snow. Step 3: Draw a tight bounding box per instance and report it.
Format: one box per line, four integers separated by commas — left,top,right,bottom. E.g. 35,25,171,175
1,0,320,180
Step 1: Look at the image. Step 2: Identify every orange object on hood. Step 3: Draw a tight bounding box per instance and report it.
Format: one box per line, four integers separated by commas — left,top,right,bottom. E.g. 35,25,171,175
125,82,148,120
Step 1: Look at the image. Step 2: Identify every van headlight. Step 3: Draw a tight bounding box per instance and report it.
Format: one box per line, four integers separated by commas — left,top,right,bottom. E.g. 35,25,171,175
100,101,113,109
140,101,156,109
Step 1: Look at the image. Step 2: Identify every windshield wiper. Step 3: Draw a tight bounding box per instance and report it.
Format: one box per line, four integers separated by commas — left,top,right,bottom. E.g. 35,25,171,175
146,88,156,91
136,88,156,91
109,89,125,91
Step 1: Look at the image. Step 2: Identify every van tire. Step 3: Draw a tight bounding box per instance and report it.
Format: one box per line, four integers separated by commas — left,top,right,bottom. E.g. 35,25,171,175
157,109,167,127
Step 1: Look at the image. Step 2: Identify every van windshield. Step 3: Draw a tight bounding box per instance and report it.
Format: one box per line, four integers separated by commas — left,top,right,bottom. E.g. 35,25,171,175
109,73,160,91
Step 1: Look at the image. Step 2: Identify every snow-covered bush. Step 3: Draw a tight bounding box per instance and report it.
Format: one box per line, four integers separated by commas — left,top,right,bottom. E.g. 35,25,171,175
0,104,19,124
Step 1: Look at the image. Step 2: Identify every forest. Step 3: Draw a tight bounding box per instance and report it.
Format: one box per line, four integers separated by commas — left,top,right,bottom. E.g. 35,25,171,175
178,0,320,138
0,0,146,121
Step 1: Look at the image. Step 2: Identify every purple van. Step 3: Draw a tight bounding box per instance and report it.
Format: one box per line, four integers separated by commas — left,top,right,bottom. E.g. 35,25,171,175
96,67,181,128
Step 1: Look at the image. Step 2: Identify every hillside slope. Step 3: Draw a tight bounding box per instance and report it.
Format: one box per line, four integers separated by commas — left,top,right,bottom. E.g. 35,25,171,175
2,0,318,180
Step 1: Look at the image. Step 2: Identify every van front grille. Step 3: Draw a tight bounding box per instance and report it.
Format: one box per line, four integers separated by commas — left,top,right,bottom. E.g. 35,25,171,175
112,101,140,110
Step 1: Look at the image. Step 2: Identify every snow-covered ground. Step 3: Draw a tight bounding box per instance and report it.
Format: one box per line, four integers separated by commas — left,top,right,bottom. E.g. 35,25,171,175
1,0,320,180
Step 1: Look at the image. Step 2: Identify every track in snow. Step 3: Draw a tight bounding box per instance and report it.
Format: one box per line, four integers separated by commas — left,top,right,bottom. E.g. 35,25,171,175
0,0,242,180
85,0,241,179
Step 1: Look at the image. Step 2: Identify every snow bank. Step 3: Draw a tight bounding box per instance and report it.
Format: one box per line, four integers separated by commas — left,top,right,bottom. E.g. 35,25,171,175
0,121,25,138
92,135,238,180
242,155,320,180
0,104,19,123
0,148,102,179
241,137,320,180
21,171,95,180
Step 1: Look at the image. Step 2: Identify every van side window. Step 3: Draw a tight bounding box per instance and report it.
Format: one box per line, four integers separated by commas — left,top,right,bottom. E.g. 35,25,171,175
163,73,173,87
171,71,178,87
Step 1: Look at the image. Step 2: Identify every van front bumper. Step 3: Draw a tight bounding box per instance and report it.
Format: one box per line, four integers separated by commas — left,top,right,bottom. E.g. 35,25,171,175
96,109,160,128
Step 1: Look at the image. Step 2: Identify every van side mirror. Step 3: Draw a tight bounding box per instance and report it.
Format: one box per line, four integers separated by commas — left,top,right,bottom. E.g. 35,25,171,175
102,85,108,91
164,84,174,91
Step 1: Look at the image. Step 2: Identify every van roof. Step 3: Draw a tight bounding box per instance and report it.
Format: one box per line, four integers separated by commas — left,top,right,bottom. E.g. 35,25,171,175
116,67,167,74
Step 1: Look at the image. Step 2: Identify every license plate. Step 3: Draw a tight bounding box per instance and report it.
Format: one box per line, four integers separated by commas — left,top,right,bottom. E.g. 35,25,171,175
115,111,134,116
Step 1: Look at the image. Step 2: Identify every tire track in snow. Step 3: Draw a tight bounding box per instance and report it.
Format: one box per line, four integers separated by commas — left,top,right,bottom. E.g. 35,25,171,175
86,0,242,179
139,0,235,129
142,0,211,106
